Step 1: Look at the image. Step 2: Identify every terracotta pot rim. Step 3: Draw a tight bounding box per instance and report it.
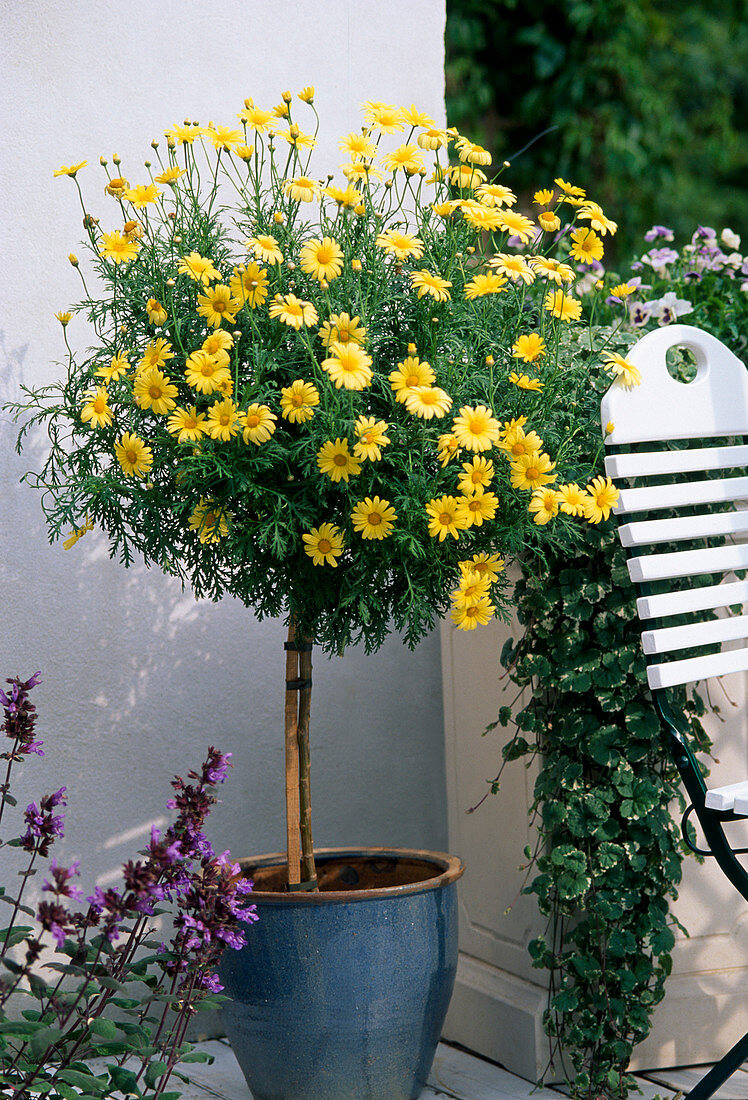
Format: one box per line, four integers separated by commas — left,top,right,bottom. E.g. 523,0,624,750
237,846,465,902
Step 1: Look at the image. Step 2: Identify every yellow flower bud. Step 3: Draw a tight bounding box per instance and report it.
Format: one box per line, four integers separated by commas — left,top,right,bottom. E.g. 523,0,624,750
282,90,292,103
351,259,362,272
485,355,495,366
605,421,615,435
68,253,79,266
166,278,176,287
151,139,159,149
407,343,417,354
273,211,285,224
99,156,107,166
112,153,121,165
55,311,71,326
354,203,366,216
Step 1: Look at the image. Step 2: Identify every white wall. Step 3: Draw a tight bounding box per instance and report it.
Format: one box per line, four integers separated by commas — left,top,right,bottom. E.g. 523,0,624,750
0,0,449,903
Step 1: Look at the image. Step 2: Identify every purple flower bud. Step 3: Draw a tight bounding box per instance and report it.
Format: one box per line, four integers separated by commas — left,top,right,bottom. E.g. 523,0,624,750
644,225,674,242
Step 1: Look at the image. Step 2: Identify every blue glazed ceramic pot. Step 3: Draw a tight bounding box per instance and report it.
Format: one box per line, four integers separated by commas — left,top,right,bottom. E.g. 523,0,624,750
219,847,464,1100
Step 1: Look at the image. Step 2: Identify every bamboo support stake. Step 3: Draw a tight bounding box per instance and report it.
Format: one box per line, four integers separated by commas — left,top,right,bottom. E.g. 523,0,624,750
297,638,316,887
284,620,301,887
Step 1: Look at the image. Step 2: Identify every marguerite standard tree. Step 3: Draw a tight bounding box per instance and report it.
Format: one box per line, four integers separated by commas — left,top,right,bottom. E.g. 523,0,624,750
12,89,629,888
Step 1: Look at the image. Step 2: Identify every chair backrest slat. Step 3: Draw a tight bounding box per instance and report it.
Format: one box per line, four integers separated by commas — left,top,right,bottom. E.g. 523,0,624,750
627,543,748,584
647,646,748,690
605,444,748,479
620,510,748,547
616,476,748,516
642,614,748,655
636,579,748,620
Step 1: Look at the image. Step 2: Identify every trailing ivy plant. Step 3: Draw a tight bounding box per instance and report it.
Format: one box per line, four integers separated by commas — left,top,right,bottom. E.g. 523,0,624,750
497,526,712,1099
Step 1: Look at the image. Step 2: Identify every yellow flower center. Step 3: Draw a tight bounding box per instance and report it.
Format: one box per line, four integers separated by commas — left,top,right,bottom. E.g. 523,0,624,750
406,374,419,387
185,415,197,428
527,466,539,480
510,442,526,456
93,396,106,413
125,449,137,465
368,512,382,526
468,500,481,513
214,300,227,313
219,412,231,425
333,454,348,467
247,414,260,428
291,394,303,407
149,385,163,400
318,538,331,554
200,363,215,377
466,606,480,619
439,511,452,526
471,470,482,484
469,416,485,434
474,563,487,576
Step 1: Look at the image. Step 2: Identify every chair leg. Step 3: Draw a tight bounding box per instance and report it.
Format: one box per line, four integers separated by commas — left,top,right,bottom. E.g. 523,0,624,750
684,1028,748,1100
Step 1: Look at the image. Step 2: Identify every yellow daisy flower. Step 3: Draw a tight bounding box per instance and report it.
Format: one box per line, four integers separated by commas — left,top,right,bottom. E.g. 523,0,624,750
404,386,453,419
123,183,160,208
95,353,130,382
197,284,240,328
321,342,373,390
324,183,363,208
461,552,505,583
375,230,425,261
302,522,345,566
242,404,277,446
475,183,516,208
533,189,555,206
246,234,283,265
554,178,586,198
528,487,560,525
146,299,167,325
351,496,397,540
425,495,467,541
167,405,207,443
133,368,178,414
464,272,508,299
544,289,582,322
338,132,378,160
538,211,561,233
318,313,367,348
609,283,637,300
104,176,129,198
601,351,642,389
509,372,544,391
381,144,425,174
268,294,318,329
451,405,501,452
437,433,461,466
457,457,494,495
154,166,185,185
114,431,153,478
577,202,618,236
185,350,231,394
53,161,87,178
205,397,241,441
280,380,320,423
55,311,72,326
512,334,547,362
353,417,391,461
230,263,269,309
138,339,175,372
362,101,404,133
237,105,275,132
316,438,362,483
100,231,139,264
500,426,544,459
418,128,450,150
188,498,230,543
496,210,536,243
284,176,320,203
389,358,435,402
456,490,499,527
410,270,452,302
557,483,588,516
178,252,222,284
402,105,437,127
446,164,487,189
584,476,619,524
202,330,234,356
451,596,495,630
451,570,491,608
80,387,113,429
489,253,535,285
569,227,604,265
510,452,557,491
63,517,94,551
299,237,344,282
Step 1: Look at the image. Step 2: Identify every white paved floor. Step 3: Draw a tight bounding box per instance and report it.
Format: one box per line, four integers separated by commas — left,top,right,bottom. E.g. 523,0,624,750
176,1038,748,1100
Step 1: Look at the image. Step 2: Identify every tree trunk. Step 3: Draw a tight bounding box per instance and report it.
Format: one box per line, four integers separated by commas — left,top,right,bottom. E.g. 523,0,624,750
284,619,317,890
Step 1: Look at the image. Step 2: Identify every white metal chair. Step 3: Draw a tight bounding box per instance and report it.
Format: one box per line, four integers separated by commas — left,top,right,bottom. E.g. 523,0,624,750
601,323,748,1100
